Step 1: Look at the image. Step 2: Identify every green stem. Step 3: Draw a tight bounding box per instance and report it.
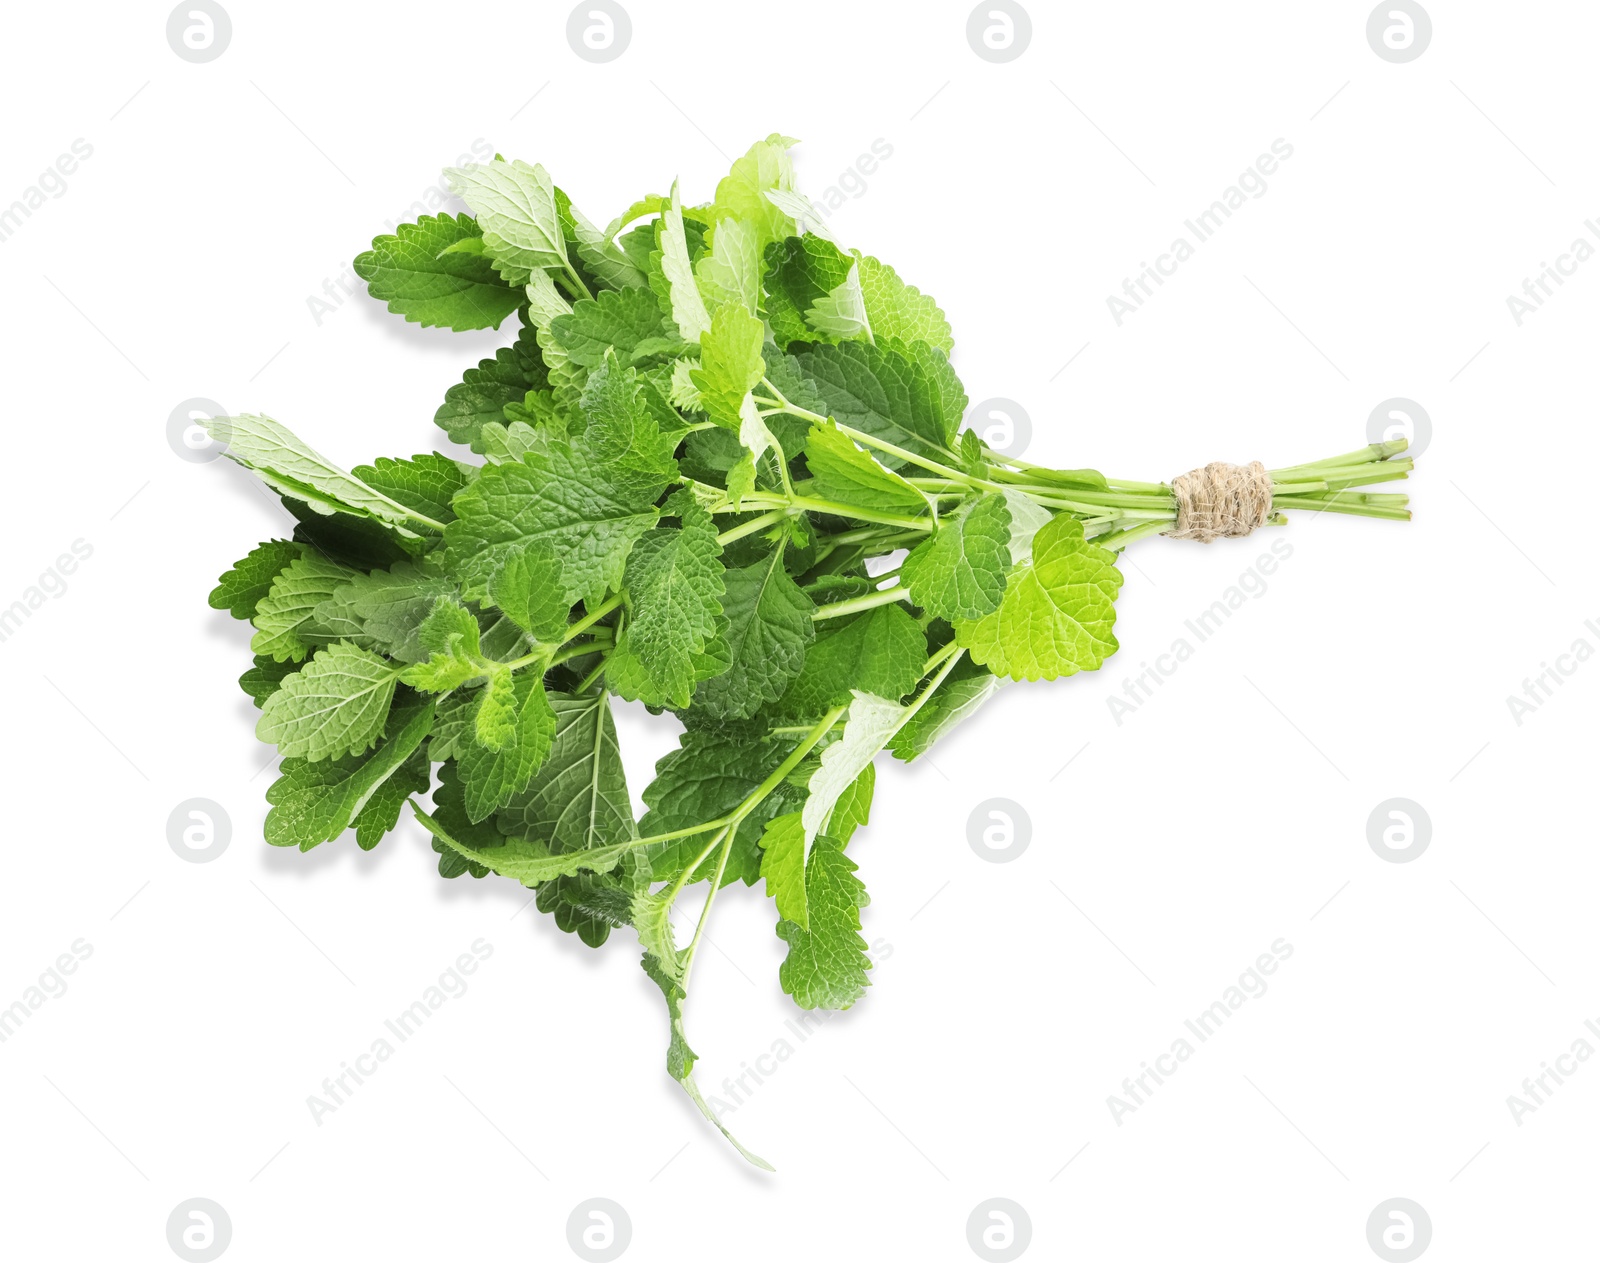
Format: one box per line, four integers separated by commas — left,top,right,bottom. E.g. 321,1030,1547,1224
573,655,609,694
716,509,788,546
813,585,911,622
672,701,849,988
787,496,933,531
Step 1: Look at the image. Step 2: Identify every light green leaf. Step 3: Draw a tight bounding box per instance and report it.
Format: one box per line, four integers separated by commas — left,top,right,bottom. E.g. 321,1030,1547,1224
899,493,1011,620
953,514,1123,681
805,260,872,342
1001,488,1053,564
566,197,647,289
856,254,953,354
826,765,874,844
398,597,486,692
660,182,711,341
632,889,683,984
524,268,574,327
764,188,834,240
486,539,569,642
445,159,569,285
692,303,766,430
711,133,799,252
473,665,518,751
205,414,428,537
257,641,399,761
758,812,808,929
801,690,906,844
457,672,557,822
695,218,761,315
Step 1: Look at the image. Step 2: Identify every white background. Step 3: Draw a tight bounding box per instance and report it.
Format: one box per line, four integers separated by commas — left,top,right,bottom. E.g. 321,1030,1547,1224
0,1,1594,1259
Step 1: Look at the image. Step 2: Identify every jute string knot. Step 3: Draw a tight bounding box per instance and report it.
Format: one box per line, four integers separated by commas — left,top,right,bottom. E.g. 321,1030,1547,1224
1163,460,1273,543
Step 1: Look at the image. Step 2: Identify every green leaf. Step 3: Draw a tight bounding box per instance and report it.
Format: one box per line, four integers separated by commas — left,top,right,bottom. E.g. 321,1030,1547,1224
632,888,683,983
565,195,647,290
239,655,297,708
1001,488,1054,564
551,287,668,370
639,729,804,887
444,436,663,607
691,546,816,720
806,260,872,342
758,811,808,929
263,698,434,850
826,765,874,844
399,597,486,692
421,695,643,934
486,540,570,642
694,218,761,315
779,603,926,716
495,693,637,855
257,641,400,761
353,213,523,330
315,558,458,665
899,493,1011,620
691,304,766,432
473,665,518,751
711,133,799,254
890,657,1003,762
427,764,505,878
252,553,359,663
205,414,429,537
457,671,557,822
350,454,471,527
209,540,301,620
444,160,569,285
608,494,725,709
414,800,634,883
659,182,711,341
791,338,966,468
803,421,926,514
434,324,551,451
580,353,680,489
776,835,872,1010
953,514,1123,681
856,254,953,353
800,691,906,844
642,952,697,1080
763,234,855,347
353,746,430,851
